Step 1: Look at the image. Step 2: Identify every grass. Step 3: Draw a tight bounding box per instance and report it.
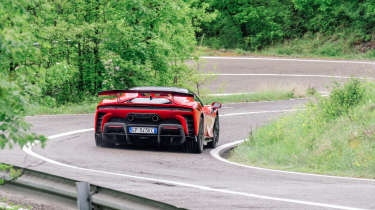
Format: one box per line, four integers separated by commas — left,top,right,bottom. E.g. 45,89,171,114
26,101,99,115
229,80,375,178
200,32,375,60
2,197,29,209
201,90,296,104
0,198,30,210
25,90,299,116
0,179,31,209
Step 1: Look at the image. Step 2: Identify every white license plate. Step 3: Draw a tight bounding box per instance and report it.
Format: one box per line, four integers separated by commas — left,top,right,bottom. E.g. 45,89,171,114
128,127,157,134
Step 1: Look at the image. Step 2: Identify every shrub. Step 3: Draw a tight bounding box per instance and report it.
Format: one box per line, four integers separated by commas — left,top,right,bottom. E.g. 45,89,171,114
0,76,45,149
320,79,365,120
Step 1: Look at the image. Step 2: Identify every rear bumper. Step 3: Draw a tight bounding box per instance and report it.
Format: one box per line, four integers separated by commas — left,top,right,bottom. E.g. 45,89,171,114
98,122,186,146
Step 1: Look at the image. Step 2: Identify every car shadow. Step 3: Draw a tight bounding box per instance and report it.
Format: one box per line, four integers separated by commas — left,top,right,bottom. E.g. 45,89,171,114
105,144,188,154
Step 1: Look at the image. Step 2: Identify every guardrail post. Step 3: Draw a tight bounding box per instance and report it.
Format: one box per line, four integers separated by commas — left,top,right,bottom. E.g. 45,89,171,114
76,182,91,210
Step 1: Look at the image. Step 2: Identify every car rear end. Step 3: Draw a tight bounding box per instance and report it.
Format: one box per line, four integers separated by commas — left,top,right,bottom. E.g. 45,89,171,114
95,89,198,147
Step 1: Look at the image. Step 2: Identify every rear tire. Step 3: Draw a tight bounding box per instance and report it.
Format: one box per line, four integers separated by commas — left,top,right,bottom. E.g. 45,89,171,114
95,134,113,147
95,134,103,147
207,114,219,148
194,117,204,153
184,116,204,153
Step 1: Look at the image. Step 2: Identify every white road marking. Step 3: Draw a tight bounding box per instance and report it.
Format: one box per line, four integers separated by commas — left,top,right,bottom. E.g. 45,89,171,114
201,56,375,65
210,140,375,183
48,128,94,139
202,73,371,80
23,129,367,210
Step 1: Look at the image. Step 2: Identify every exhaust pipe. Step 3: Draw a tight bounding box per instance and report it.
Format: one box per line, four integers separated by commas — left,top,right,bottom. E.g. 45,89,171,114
152,115,160,122
127,115,135,122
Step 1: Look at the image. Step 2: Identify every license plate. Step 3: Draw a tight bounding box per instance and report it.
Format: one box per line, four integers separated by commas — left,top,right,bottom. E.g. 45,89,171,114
128,127,157,134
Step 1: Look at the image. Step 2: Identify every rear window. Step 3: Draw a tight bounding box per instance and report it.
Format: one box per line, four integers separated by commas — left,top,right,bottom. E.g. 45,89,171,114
128,98,171,104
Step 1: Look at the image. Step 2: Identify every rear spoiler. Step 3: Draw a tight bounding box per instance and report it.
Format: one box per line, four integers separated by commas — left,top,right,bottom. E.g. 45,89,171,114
98,89,194,97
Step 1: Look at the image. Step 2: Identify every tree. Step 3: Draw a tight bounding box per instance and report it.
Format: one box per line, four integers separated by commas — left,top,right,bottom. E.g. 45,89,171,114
0,0,207,105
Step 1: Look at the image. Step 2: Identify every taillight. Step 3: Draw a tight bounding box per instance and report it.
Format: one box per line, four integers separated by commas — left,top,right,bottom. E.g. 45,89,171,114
163,126,179,130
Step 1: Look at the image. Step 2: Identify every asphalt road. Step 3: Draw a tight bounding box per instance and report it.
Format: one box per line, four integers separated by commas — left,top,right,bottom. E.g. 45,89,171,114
1,56,375,210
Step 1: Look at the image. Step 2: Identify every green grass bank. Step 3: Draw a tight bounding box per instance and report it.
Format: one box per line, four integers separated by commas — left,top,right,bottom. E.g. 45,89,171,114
230,80,375,178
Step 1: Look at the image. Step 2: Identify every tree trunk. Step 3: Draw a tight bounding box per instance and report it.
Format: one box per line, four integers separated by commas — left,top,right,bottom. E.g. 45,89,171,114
77,41,84,92
94,0,102,92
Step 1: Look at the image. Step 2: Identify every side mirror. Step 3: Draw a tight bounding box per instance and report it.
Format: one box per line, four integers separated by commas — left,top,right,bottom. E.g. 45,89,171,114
211,102,222,109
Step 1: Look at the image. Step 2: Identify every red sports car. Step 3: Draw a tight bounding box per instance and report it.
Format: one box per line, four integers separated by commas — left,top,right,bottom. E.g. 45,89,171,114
95,87,221,153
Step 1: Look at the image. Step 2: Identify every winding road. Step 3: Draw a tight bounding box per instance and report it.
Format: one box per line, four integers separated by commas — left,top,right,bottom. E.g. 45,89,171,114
1,56,375,210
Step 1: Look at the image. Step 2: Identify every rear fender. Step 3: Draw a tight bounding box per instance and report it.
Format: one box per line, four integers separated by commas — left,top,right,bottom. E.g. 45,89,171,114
95,112,99,132
202,106,216,138
193,108,202,136
175,115,188,135
101,113,113,133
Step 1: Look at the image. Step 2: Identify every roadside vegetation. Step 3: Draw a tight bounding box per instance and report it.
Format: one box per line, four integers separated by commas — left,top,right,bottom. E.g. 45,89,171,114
257,33,375,60
0,198,30,210
0,76,44,199
201,91,296,105
199,34,375,60
200,1,375,59
0,77,45,149
230,79,375,178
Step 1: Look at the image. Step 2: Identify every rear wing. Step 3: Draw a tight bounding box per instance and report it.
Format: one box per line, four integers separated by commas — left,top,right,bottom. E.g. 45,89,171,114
97,89,194,97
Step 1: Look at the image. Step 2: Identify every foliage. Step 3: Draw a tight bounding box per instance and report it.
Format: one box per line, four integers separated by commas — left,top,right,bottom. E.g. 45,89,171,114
255,32,375,59
0,0,211,105
0,76,44,187
0,76,46,149
320,79,364,119
0,163,22,185
201,0,375,51
200,32,375,59
0,71,48,191
230,80,375,178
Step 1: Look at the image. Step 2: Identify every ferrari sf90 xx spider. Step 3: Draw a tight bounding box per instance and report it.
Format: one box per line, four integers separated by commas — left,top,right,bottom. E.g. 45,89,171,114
95,87,221,153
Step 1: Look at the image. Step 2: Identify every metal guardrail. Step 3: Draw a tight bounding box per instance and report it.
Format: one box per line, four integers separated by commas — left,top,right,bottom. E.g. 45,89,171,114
1,167,183,210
